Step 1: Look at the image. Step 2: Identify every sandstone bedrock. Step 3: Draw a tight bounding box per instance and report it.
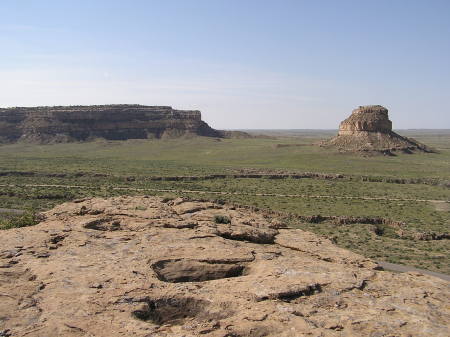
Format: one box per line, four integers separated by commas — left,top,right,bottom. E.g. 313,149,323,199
0,104,223,143
0,196,448,336
338,105,392,135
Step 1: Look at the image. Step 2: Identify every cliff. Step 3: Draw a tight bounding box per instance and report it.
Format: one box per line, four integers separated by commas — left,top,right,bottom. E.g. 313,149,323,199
338,105,392,135
321,105,433,154
0,104,225,143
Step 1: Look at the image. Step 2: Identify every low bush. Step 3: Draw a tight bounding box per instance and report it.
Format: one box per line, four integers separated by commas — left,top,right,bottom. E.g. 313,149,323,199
0,211,40,230
214,215,231,224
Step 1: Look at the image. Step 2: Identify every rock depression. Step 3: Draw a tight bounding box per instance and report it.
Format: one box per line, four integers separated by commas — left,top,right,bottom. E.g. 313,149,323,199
322,105,432,154
0,196,449,336
0,105,224,143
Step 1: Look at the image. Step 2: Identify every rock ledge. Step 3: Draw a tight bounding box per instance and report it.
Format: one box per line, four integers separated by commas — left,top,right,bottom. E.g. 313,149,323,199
0,196,448,336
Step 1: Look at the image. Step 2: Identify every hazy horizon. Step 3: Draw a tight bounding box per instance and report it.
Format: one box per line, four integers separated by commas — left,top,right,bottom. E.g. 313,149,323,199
1,0,449,129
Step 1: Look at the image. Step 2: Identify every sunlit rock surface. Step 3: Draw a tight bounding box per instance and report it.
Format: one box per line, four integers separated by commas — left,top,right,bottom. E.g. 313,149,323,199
0,196,448,336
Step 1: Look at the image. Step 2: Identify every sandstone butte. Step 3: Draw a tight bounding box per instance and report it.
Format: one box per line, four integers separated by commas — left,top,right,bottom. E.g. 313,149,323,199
0,196,448,337
321,105,433,154
0,105,247,143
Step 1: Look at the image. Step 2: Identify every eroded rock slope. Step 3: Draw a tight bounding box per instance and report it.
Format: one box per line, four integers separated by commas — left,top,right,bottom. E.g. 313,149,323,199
322,105,432,154
0,196,448,336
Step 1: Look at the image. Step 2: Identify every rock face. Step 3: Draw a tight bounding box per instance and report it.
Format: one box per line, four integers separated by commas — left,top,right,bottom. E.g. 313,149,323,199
0,105,224,143
1,196,449,337
338,105,392,135
322,105,432,154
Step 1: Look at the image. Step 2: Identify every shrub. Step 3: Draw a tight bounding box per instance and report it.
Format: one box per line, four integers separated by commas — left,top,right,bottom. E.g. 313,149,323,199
161,193,177,203
214,215,231,224
371,224,385,236
0,211,40,230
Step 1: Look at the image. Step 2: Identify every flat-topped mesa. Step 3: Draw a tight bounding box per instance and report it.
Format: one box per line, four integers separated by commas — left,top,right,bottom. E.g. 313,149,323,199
321,105,433,155
0,104,227,143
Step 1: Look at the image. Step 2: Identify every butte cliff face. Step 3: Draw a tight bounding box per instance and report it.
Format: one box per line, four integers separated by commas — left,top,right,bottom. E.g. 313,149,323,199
322,105,432,154
338,105,392,135
0,196,449,336
0,105,224,143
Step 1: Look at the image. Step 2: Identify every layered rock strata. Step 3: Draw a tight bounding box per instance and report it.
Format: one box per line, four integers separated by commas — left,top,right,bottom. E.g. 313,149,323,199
322,105,432,154
0,196,448,336
0,105,223,143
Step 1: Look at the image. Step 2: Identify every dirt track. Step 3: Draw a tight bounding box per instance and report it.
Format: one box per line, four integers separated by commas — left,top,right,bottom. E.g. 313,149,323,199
0,208,24,214
378,261,450,282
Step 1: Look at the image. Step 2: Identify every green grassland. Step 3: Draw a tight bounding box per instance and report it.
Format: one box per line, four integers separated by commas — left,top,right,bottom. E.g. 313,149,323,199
0,130,449,273
0,132,449,178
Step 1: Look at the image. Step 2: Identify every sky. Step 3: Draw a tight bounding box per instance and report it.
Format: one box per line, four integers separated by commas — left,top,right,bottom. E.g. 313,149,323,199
1,0,449,129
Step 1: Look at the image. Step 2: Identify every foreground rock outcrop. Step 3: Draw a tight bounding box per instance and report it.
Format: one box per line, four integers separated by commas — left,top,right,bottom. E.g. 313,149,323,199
1,196,449,336
322,105,432,154
0,105,229,143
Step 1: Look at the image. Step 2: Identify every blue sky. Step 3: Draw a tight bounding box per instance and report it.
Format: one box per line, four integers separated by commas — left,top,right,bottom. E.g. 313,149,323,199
1,0,449,129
